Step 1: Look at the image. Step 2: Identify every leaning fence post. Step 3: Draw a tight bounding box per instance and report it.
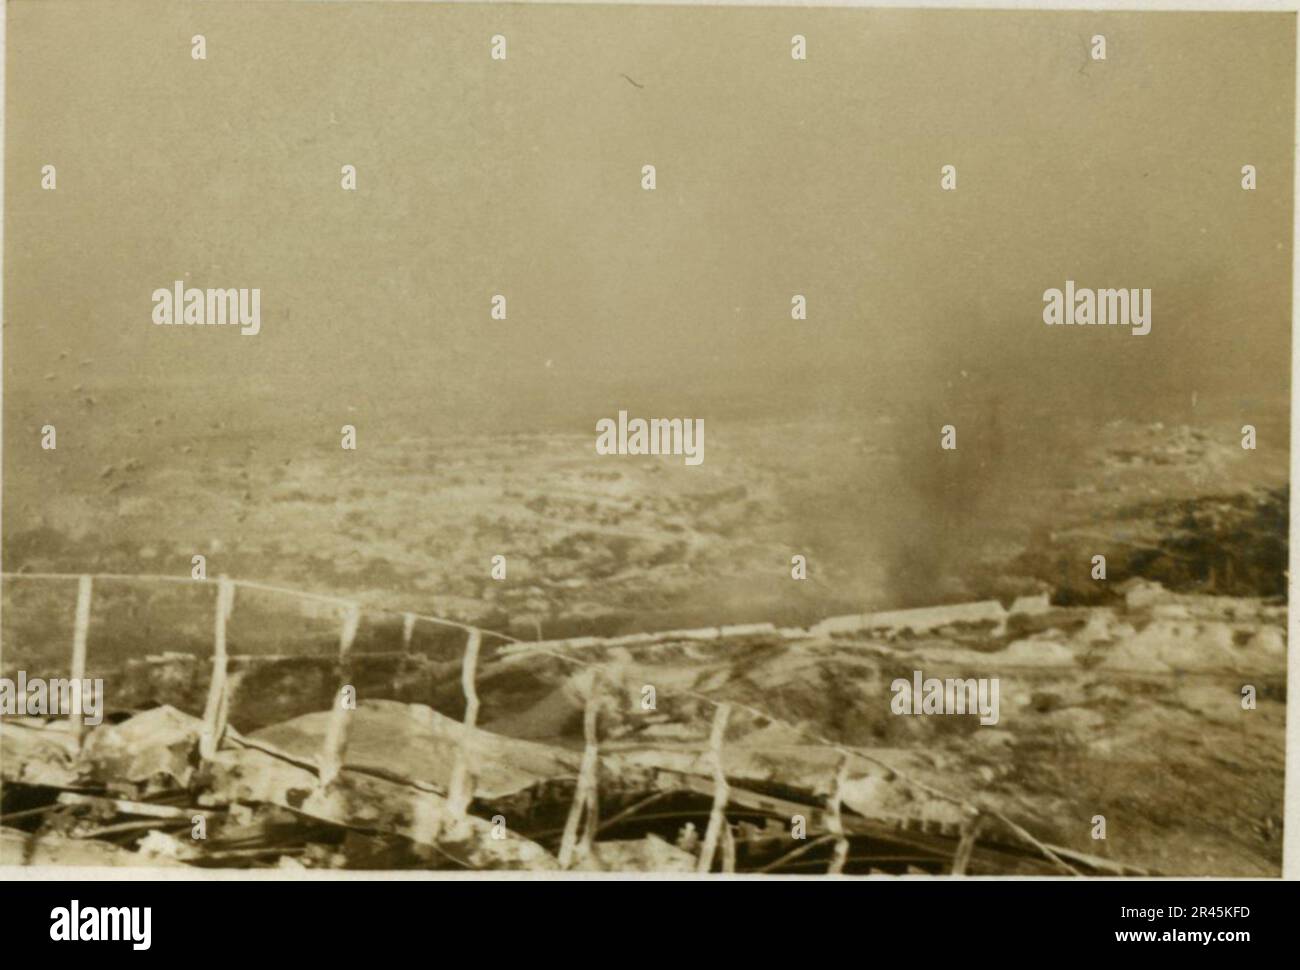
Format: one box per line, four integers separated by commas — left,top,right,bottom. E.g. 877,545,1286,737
401,612,416,651
951,813,985,875
318,603,361,786
696,702,731,873
445,628,482,820
826,754,850,874
199,577,236,761
68,575,93,745
576,678,604,863
558,674,602,869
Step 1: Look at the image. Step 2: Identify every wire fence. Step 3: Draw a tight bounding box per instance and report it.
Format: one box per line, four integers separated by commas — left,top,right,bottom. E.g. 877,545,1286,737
0,569,1093,875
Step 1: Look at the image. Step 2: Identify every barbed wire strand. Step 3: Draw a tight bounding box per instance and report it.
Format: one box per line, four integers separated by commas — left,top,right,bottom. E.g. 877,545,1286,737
2,570,1083,874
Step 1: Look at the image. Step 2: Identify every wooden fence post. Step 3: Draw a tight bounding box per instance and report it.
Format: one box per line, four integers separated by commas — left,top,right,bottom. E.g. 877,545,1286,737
445,628,482,820
951,814,985,875
318,603,361,786
696,702,731,873
558,674,602,869
826,755,849,874
199,577,236,761
68,575,93,746
720,816,737,873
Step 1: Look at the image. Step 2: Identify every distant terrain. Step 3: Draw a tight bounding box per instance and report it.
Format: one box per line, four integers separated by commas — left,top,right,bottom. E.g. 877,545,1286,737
1,380,1288,875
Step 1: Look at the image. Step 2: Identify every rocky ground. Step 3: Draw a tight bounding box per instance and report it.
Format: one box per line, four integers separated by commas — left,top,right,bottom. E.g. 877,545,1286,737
1,394,1289,874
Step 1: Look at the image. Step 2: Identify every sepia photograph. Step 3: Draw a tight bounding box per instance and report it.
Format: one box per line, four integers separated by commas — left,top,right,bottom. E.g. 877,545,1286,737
0,0,1295,932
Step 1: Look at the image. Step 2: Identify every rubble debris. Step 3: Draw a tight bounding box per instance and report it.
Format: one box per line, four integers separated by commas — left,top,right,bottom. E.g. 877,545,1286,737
577,834,696,872
0,573,1280,875
249,700,576,799
1121,579,1167,610
56,792,195,819
81,704,204,794
201,739,557,870
812,600,1008,638
2,826,185,867
1,718,83,788
1009,594,1051,616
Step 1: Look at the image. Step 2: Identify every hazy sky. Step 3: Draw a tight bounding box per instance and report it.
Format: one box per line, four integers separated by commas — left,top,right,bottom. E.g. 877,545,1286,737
5,3,1294,429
